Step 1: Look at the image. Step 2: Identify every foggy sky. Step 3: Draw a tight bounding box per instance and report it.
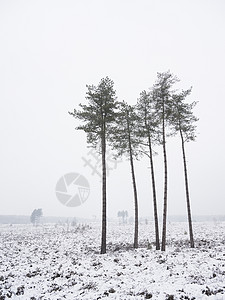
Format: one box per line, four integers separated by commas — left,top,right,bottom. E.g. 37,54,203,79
0,0,225,219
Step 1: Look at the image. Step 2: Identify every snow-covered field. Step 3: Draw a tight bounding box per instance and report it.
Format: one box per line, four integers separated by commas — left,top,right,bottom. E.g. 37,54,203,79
0,222,224,300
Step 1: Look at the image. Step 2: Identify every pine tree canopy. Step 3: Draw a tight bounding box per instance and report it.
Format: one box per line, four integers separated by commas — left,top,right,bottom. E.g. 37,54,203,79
69,76,118,149
110,101,142,159
171,89,198,142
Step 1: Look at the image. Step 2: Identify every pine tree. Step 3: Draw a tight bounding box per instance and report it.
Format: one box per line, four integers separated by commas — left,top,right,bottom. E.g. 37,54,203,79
30,208,43,226
69,77,118,254
30,209,37,225
110,101,141,248
171,89,198,248
152,71,179,251
136,90,160,250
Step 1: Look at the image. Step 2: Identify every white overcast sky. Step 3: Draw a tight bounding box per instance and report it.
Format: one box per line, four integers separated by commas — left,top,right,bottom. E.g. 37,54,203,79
0,0,225,219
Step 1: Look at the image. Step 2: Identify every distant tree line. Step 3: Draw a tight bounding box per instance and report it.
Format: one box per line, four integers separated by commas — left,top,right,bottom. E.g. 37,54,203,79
69,71,198,253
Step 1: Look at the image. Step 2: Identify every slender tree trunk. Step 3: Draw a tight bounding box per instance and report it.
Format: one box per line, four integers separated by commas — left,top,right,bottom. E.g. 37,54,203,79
101,129,107,254
128,132,138,249
148,134,160,250
161,101,168,251
130,152,139,248
180,129,195,248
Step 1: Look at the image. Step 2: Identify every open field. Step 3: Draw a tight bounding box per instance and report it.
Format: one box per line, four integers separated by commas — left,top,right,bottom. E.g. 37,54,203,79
0,222,225,299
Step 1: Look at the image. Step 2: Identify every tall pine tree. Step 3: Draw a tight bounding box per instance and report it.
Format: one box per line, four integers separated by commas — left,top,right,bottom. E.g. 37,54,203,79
136,91,160,250
69,77,118,254
152,71,179,251
110,101,141,248
171,89,198,248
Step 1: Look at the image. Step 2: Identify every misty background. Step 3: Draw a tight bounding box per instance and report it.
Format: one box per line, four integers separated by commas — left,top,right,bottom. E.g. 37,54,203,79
0,0,225,220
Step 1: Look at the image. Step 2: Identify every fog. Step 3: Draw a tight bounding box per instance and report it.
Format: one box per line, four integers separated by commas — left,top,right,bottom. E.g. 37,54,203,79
0,0,225,219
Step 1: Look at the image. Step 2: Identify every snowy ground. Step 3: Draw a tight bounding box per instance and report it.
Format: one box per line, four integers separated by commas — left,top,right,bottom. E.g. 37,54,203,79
0,221,224,300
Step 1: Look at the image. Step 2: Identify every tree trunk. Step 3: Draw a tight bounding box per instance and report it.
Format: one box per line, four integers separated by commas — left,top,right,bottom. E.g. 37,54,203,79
129,152,139,248
180,129,195,248
128,131,138,249
161,101,168,251
100,130,107,254
148,134,160,250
